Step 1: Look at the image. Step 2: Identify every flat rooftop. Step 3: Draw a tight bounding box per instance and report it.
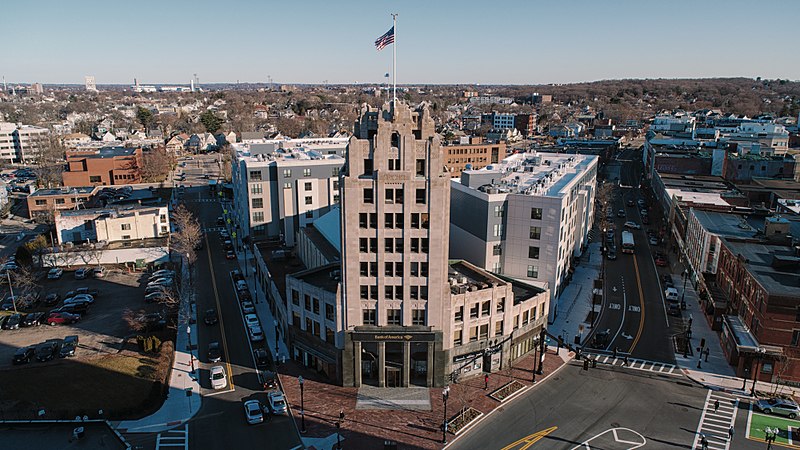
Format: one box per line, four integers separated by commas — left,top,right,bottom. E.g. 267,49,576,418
29,186,96,197
289,263,341,294
70,147,138,159
0,420,128,450
665,188,734,207
460,152,596,198
233,140,346,166
778,199,800,215
692,210,758,239
721,238,800,298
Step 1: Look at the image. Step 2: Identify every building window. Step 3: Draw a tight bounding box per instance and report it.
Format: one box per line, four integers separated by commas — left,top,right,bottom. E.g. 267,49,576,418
454,329,463,346
55,198,65,205
363,308,376,325
363,188,373,204
495,320,504,337
291,289,299,305
363,159,373,175
421,238,428,253
293,312,301,328
325,326,335,343
528,246,540,259
360,285,369,299
415,188,426,204
388,159,401,170
387,309,401,325
469,326,478,342
492,262,502,273
304,295,311,311
359,213,368,229
249,170,262,181
421,262,428,277
385,238,394,253
531,208,543,220
385,213,394,228
121,235,131,240
493,244,502,256
360,262,369,276
304,182,312,191
325,304,334,321
529,226,541,240
253,212,264,222
251,184,262,194
527,265,539,278
795,306,800,322
513,314,519,330
481,301,490,316
470,303,479,319
411,238,419,253
121,223,131,231
303,168,311,177
283,182,291,189
333,194,340,203
412,309,426,325
83,220,93,231
522,310,529,325
493,224,503,237
283,169,292,178
89,176,101,183
251,198,263,209
479,324,489,340
304,196,313,205
415,159,426,177
792,330,800,347
332,167,340,177
421,213,429,228
312,298,320,315
411,213,420,228
497,297,505,313
35,199,47,206
410,262,419,277
493,205,504,217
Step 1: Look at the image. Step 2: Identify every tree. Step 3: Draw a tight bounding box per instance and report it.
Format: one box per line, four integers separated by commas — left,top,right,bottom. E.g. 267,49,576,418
139,148,175,183
31,133,65,189
170,205,203,267
200,111,222,134
136,107,154,129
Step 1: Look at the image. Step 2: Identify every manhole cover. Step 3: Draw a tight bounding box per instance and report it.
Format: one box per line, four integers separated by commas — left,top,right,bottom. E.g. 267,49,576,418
610,422,620,427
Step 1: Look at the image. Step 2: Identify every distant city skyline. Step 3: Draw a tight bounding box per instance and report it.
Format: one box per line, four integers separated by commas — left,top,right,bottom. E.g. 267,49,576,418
4,0,800,85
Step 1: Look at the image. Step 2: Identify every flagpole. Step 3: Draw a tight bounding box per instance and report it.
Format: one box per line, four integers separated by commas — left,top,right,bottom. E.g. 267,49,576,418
391,13,397,105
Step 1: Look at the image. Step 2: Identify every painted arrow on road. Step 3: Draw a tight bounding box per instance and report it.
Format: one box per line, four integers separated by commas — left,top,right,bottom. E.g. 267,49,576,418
501,426,558,450
612,286,618,293
621,333,633,340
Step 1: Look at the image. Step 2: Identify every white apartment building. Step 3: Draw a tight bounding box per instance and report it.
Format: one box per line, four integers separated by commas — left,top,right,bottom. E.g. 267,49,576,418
0,122,15,163
54,205,170,244
449,151,598,322
231,139,347,246
651,112,696,134
722,122,790,155
0,122,49,164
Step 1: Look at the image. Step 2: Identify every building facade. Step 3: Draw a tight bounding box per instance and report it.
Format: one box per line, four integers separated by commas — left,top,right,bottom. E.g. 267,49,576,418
62,147,143,186
449,151,598,322
27,186,97,220
54,205,169,244
443,139,507,178
0,122,49,164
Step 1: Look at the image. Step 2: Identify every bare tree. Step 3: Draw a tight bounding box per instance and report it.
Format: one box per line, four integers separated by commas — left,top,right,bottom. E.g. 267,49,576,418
122,308,148,333
139,148,176,183
170,205,202,267
31,134,65,189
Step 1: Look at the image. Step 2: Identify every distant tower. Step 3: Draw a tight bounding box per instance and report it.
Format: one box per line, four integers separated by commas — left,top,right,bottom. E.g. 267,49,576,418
85,76,98,92
190,78,195,93
193,73,199,91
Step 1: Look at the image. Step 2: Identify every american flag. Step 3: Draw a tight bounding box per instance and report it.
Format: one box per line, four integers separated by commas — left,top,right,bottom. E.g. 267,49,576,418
374,27,394,51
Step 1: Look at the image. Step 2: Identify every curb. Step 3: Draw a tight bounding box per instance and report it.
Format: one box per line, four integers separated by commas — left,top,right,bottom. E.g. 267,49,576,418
444,353,574,449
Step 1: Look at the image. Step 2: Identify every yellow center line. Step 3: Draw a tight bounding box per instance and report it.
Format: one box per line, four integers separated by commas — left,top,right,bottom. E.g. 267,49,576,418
204,231,235,391
629,255,646,353
500,426,558,450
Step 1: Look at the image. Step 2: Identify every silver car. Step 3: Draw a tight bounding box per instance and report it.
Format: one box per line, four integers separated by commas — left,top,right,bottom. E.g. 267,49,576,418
756,398,800,419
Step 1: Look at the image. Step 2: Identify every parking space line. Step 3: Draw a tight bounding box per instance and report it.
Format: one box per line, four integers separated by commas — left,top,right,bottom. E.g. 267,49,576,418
204,232,235,393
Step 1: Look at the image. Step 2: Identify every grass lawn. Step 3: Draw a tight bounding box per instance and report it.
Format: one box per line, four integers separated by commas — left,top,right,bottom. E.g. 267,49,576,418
748,409,800,447
0,341,173,420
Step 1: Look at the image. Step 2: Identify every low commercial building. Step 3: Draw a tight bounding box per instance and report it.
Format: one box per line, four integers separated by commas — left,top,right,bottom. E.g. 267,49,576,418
27,186,97,220
62,147,143,186
54,204,169,244
443,138,507,177
449,151,598,322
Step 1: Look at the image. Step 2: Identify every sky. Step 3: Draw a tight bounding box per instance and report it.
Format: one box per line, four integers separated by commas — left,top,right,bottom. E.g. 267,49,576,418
4,0,799,85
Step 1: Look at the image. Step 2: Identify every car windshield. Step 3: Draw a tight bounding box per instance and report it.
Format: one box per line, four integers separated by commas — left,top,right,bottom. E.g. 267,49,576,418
212,372,224,380
273,399,285,406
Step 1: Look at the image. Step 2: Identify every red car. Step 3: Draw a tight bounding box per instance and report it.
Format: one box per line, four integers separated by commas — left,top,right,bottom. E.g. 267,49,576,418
654,254,668,267
46,311,80,325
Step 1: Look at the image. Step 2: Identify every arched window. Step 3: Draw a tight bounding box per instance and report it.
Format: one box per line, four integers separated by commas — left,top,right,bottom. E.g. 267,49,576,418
391,132,400,149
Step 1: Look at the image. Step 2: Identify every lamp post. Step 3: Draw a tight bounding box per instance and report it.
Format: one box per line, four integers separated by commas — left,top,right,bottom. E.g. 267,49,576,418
442,386,450,444
532,341,538,383
336,409,345,450
187,325,194,373
298,376,306,433
752,347,766,396
274,319,280,358
537,328,546,374
681,268,688,306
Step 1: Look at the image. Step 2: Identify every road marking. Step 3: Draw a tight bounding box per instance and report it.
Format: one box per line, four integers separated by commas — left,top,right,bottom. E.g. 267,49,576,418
628,255,646,353
582,351,679,376
204,231,236,393
693,390,738,450
570,427,646,449
156,424,188,450
606,287,627,351
500,426,558,450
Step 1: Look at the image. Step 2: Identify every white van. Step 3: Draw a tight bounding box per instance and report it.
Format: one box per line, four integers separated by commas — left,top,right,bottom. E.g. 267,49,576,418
665,287,679,302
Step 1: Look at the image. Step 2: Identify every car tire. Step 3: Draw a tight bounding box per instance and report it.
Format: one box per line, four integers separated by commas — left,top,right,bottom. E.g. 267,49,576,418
764,408,772,414
790,413,797,419
49,321,56,326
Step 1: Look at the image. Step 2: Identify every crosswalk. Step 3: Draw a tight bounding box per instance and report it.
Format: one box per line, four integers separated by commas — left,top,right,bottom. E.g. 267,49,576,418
185,198,218,203
582,351,679,376
693,390,738,450
155,425,188,450
203,227,226,233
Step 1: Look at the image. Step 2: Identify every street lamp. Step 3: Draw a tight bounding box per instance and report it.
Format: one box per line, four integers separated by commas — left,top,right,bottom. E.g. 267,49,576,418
537,328,546,374
186,325,194,373
442,386,450,444
298,376,306,433
336,410,345,450
681,268,688,308
752,347,766,395
532,341,538,383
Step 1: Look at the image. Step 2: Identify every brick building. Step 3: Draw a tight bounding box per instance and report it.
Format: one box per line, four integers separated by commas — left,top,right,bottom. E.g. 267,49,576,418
62,147,143,186
27,186,97,220
443,138,507,178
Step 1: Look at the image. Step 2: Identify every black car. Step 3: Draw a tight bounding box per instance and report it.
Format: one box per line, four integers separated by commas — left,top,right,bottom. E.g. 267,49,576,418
21,312,44,327
12,346,35,365
216,217,225,226
262,370,278,390
2,313,22,330
60,341,77,358
35,340,61,362
207,341,222,363
254,348,270,369
204,308,218,325
55,302,90,315
43,292,61,306
75,287,99,298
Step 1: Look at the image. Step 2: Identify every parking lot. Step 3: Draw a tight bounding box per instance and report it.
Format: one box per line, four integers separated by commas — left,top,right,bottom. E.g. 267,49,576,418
0,268,161,368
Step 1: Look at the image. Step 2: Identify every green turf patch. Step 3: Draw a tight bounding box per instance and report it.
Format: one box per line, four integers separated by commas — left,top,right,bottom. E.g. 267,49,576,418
748,410,800,447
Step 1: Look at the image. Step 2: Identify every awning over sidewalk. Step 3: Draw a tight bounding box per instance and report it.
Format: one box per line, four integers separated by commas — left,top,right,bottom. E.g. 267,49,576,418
725,315,759,351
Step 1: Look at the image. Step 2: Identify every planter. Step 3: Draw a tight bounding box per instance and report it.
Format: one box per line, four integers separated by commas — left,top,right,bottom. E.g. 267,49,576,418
489,380,527,402
447,406,483,435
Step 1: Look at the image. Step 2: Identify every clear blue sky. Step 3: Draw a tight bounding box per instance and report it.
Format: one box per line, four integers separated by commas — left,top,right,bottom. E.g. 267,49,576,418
4,0,799,85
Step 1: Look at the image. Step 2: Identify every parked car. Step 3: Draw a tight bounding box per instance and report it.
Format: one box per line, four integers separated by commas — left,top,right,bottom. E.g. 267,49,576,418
220,229,229,239
92,266,106,278
236,280,248,292
248,325,264,342
667,303,681,317
35,340,62,361
756,398,800,419
12,346,35,365
626,199,635,207
150,269,176,279
210,365,227,389
243,399,264,425
147,277,174,288
0,315,7,329
649,236,659,245
232,270,244,282
141,313,167,331
46,311,81,325
225,251,236,260
654,253,668,266
623,221,641,230
60,336,78,357
145,285,171,296
207,342,222,363
641,216,650,225
54,302,89,315
0,297,17,311
43,293,61,306
74,268,91,279
267,391,287,415
617,209,625,218
204,308,218,325
3,313,22,330
21,312,45,327
75,287,99,298
607,249,617,261
47,268,63,279
244,314,259,328
144,291,170,303
254,348,270,369
64,294,94,305
241,301,255,315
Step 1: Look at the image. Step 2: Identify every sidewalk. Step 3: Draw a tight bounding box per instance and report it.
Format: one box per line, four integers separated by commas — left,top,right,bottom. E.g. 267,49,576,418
550,242,603,347
115,262,202,434
276,346,573,450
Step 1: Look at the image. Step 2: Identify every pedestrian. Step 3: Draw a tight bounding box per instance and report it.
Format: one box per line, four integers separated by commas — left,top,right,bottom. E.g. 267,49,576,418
700,434,708,450
623,355,628,366
613,347,618,358
484,374,489,390
713,400,719,413
728,426,734,440
705,348,710,363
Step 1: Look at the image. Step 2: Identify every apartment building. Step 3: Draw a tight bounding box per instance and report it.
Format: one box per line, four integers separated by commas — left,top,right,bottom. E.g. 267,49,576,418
449,151,598,322
62,147,143,186
443,138,507,177
492,113,515,130
231,139,346,246
0,122,50,164
54,204,169,244
723,123,790,155
0,122,15,163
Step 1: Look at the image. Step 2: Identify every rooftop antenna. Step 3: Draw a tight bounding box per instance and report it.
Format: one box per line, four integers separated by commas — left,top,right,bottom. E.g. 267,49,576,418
2,76,5,93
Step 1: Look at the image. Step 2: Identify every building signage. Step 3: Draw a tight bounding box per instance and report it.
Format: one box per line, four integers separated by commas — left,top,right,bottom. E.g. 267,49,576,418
351,332,435,342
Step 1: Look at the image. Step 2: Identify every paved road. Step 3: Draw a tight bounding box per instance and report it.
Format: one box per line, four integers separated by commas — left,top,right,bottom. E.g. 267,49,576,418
448,361,707,450
588,147,675,364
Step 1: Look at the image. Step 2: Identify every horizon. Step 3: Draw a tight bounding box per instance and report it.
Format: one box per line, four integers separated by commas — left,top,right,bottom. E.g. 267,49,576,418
5,0,800,85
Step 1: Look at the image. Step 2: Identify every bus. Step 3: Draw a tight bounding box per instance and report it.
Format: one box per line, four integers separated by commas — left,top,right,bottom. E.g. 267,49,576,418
621,231,635,254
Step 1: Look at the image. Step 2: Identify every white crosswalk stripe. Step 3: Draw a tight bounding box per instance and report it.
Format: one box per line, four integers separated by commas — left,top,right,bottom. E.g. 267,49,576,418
582,351,679,376
693,390,738,450
203,227,226,233
156,424,188,450
186,198,219,203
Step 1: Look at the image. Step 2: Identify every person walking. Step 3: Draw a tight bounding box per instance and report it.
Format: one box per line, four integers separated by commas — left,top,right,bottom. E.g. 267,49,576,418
484,374,489,390
713,400,719,413
728,426,734,440
700,434,708,450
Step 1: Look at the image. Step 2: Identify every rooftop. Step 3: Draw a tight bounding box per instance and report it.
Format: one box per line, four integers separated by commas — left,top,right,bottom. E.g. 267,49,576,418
691,210,758,239
665,189,735,208
460,152,596,198
289,263,341,294
721,238,800,298
778,199,800,215
58,203,166,219
29,186,96,197
69,147,138,159
233,140,346,166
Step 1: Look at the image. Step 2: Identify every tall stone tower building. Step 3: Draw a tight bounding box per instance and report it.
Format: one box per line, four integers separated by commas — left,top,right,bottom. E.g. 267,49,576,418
340,102,451,387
